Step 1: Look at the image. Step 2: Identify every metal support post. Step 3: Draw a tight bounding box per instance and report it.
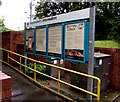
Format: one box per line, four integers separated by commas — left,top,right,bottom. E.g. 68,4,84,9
58,69,61,93
25,53,27,73
87,6,96,101
34,63,36,80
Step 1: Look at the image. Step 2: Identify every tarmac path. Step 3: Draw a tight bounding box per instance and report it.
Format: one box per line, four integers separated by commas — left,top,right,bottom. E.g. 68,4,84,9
2,64,63,101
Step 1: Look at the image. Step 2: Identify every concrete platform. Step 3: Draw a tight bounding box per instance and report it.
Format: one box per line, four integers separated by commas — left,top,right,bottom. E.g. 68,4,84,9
2,64,63,101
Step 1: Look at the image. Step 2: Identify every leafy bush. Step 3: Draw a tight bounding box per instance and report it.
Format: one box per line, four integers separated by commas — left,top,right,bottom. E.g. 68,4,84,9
26,63,34,74
26,63,50,80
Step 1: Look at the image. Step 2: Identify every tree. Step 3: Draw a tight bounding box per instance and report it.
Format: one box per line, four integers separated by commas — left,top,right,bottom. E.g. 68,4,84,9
35,1,51,19
0,16,10,32
95,2,120,41
35,1,120,41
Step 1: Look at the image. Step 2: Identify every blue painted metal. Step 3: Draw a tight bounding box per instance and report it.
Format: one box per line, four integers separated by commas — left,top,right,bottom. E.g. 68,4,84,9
65,58,85,63
86,22,89,61
47,56,62,60
34,53,46,57
63,23,66,60
83,20,87,63
46,26,49,57
63,24,65,60
26,52,46,57
64,20,87,63
34,27,36,54
61,23,64,59
36,25,46,29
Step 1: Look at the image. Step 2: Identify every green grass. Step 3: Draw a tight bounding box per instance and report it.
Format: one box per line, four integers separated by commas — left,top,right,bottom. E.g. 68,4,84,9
95,40,120,48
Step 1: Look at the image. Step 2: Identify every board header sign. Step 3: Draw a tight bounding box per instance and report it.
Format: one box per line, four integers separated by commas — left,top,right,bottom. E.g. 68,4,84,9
26,8,90,28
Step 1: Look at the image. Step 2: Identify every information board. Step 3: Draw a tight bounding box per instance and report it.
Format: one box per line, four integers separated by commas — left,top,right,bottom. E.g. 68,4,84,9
26,29,34,52
36,27,46,54
25,8,91,62
65,22,85,60
48,25,62,57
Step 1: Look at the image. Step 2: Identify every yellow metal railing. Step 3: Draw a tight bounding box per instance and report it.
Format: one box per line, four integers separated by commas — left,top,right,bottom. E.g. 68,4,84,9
0,47,101,102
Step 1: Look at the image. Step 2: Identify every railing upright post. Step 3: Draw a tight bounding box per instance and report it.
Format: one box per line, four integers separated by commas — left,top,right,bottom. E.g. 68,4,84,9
97,80,101,102
8,52,9,63
34,63,36,80
20,57,22,71
58,69,61,93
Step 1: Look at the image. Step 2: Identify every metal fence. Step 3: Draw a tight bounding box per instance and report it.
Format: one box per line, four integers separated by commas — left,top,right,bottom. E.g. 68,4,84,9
0,47,100,102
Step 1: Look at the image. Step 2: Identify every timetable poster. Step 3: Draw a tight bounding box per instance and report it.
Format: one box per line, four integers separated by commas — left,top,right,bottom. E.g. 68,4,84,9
36,28,46,54
65,22,84,60
48,25,62,57
26,29,34,52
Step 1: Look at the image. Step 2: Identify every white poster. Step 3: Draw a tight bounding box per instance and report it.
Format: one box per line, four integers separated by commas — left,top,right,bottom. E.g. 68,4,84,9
36,28,46,52
48,26,62,54
66,22,84,50
65,22,84,59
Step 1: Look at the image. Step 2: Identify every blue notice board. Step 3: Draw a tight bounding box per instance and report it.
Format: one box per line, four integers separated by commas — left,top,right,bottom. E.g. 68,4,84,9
64,20,89,63
25,21,89,63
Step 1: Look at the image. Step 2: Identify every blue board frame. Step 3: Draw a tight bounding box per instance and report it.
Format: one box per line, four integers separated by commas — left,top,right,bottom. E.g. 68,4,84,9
25,27,36,55
86,22,89,61
25,20,89,63
47,23,64,59
64,20,89,63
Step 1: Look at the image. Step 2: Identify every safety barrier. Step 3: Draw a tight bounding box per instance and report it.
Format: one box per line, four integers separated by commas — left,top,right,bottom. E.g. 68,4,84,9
0,47,100,102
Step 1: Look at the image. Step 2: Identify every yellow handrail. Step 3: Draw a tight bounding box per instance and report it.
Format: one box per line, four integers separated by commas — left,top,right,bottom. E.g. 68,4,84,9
0,47,101,101
34,63,36,81
58,69,61,93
